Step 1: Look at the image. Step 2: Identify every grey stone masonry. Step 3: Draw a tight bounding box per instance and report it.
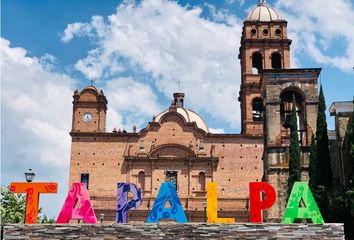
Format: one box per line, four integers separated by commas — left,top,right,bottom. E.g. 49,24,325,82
2,223,344,239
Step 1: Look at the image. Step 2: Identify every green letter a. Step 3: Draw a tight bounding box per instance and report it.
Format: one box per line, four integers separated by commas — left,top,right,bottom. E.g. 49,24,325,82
281,182,324,224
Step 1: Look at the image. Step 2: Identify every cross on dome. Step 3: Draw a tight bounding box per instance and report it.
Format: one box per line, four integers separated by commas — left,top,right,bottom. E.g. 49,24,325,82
258,0,267,5
176,79,183,91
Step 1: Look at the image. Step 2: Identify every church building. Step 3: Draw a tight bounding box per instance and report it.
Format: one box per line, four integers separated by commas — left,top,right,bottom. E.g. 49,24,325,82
68,0,320,222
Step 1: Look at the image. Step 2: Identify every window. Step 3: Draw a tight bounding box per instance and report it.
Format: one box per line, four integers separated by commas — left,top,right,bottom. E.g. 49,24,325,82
174,98,184,108
138,171,145,191
198,172,206,191
252,52,263,74
275,29,282,36
280,90,306,145
199,140,205,151
252,98,263,121
139,139,145,150
166,171,177,190
280,91,303,128
251,28,257,35
271,52,282,69
80,173,89,189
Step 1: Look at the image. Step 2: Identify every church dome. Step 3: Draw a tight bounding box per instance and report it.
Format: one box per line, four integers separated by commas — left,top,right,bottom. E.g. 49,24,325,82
84,85,98,91
246,0,282,21
154,93,209,133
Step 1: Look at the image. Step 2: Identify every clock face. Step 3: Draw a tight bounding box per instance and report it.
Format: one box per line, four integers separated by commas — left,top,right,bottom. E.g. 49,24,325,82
82,112,93,123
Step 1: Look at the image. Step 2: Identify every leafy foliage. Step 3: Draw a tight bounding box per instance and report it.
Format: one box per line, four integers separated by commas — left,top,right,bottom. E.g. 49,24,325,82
312,94,354,238
287,95,301,199
38,214,56,224
0,186,26,223
309,132,317,191
345,108,354,186
314,186,354,239
315,85,332,188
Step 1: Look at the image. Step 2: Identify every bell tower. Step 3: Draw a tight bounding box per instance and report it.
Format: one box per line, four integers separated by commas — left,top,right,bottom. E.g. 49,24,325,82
72,86,107,133
238,0,292,135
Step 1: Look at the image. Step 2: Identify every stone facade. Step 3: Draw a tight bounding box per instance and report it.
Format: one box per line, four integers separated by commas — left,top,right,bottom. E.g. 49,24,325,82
261,69,320,220
3,223,345,239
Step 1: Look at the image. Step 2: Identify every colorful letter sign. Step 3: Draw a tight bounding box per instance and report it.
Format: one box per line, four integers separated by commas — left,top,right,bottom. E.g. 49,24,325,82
281,182,324,224
249,182,276,223
10,182,58,224
147,182,188,223
56,182,97,224
116,183,143,223
207,182,235,223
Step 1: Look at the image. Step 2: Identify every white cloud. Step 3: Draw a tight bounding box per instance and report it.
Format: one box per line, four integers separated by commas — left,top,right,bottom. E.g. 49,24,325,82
209,128,225,134
61,22,93,43
276,0,354,71
104,77,162,132
225,0,245,6
204,3,240,25
62,0,244,129
1,38,74,167
1,37,75,217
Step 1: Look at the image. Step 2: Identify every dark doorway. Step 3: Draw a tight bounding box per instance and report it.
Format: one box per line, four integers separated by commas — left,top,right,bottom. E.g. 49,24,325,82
252,52,263,74
271,52,282,69
252,98,263,121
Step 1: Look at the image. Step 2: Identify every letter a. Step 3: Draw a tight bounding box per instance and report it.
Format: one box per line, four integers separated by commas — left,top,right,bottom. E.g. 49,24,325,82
147,182,188,223
249,182,276,223
116,183,143,223
56,182,97,223
207,182,235,223
281,182,324,224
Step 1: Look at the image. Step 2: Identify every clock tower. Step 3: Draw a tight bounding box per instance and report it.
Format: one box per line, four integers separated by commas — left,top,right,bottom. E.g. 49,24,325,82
71,86,107,133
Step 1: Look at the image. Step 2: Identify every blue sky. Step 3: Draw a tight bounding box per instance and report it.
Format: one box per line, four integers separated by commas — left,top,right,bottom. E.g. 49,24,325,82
1,0,354,218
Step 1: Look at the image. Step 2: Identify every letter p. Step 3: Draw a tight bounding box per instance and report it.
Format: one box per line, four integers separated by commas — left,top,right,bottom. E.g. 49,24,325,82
249,182,276,223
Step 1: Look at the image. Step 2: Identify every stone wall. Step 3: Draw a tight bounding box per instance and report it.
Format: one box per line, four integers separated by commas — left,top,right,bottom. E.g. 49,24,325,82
3,223,344,239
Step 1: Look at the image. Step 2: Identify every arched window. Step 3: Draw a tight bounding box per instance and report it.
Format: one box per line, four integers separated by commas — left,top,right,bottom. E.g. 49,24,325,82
252,52,263,74
138,171,145,191
198,172,206,191
271,52,282,69
252,98,263,122
280,89,306,144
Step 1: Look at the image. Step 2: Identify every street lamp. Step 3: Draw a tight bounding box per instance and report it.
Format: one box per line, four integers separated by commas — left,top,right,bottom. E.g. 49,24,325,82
100,213,105,223
25,169,35,183
202,201,207,223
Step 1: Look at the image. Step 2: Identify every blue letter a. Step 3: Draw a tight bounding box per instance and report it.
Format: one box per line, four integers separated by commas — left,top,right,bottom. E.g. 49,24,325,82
147,182,188,223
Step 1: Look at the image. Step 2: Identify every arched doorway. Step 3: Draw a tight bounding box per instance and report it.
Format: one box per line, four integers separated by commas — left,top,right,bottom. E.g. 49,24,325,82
280,89,306,145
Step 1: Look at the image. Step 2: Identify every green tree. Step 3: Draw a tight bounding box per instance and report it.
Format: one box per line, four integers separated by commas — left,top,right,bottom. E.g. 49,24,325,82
345,107,354,185
287,95,301,199
309,131,317,191
0,186,26,223
38,214,56,224
344,106,354,224
315,85,332,188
